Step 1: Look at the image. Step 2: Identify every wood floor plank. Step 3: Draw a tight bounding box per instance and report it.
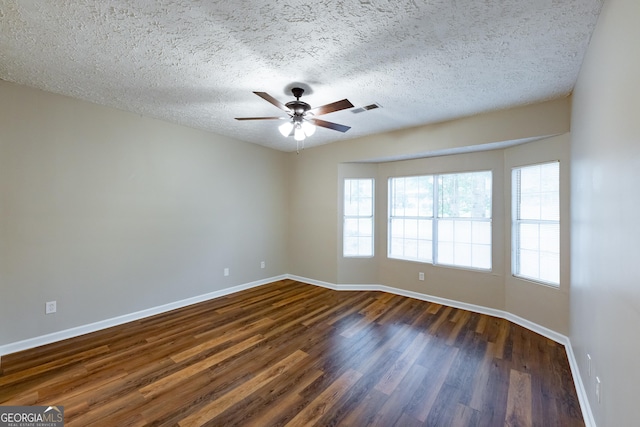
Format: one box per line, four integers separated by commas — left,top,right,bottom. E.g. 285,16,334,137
178,350,309,426
0,345,110,389
66,390,147,427
139,334,264,398
369,363,428,427
451,403,481,427
170,317,274,363
0,279,585,426
505,369,533,427
374,332,430,395
284,368,362,427
469,341,496,411
406,343,459,422
241,364,324,427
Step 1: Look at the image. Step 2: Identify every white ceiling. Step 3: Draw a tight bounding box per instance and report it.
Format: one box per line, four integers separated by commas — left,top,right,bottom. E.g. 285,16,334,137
0,0,602,152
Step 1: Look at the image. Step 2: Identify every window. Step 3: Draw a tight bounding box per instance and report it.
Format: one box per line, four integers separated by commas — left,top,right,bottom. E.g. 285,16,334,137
437,171,492,269
512,162,560,286
388,171,492,270
343,179,374,257
388,175,434,262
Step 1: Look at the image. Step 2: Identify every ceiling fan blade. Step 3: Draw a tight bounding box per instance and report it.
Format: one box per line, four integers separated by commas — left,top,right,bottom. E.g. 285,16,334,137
308,99,354,116
310,118,351,133
253,92,290,112
234,116,286,121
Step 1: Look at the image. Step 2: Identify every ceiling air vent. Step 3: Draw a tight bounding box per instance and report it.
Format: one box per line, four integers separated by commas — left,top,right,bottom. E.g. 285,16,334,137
351,103,382,114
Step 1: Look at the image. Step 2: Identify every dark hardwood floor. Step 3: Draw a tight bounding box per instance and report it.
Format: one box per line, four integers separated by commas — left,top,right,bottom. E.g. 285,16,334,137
0,279,584,426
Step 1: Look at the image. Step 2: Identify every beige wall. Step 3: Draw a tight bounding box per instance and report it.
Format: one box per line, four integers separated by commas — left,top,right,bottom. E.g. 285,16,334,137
571,0,640,424
0,81,289,346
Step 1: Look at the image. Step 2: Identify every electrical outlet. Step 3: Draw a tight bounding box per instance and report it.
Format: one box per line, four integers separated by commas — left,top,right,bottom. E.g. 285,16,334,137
587,353,592,377
595,376,601,403
261,261,265,269
419,272,425,281
45,301,57,314
224,268,229,276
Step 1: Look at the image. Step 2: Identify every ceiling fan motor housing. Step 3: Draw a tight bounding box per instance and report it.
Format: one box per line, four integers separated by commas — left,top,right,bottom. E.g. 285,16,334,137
286,88,310,116
286,100,311,116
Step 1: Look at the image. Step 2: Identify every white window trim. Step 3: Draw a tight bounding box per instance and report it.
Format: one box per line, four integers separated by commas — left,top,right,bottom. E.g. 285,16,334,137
343,178,375,258
511,161,560,287
387,175,434,263
388,170,492,271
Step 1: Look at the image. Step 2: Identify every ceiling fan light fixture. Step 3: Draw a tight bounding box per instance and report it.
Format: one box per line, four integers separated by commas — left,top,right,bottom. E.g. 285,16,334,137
301,121,316,137
278,121,294,137
294,125,305,141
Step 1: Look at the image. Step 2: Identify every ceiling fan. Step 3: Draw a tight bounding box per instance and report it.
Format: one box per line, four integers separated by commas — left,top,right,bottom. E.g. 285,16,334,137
235,87,354,148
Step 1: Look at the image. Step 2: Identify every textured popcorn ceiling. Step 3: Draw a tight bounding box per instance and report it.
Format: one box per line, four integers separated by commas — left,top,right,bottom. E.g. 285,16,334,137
0,0,602,152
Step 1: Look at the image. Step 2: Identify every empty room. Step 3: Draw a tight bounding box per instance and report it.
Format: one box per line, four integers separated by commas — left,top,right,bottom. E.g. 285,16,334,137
1,0,638,426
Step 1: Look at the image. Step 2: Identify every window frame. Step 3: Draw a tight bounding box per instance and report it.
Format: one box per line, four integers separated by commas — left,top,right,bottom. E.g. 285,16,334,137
511,161,560,287
388,170,493,271
343,178,375,258
387,175,435,263
435,171,493,271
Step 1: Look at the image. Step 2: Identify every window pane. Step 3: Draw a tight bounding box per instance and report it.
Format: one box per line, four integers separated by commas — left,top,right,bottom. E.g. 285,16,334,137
418,219,432,240
439,171,492,218
404,176,421,217
418,239,433,261
438,241,454,265
404,238,418,260
344,218,359,237
454,242,472,266
519,249,540,278
391,218,405,238
343,237,359,256
472,221,491,245
390,178,405,217
520,193,541,220
357,237,373,257
540,252,560,284
541,192,559,221
344,180,358,216
405,219,419,239
388,218,433,262
439,219,454,242
472,244,491,269
519,223,540,251
454,220,472,244
438,219,491,269
390,237,405,257
539,223,559,254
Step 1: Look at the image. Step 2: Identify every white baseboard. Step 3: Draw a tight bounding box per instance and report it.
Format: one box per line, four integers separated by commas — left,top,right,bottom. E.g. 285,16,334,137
0,273,594,426
0,275,286,358
564,338,596,427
